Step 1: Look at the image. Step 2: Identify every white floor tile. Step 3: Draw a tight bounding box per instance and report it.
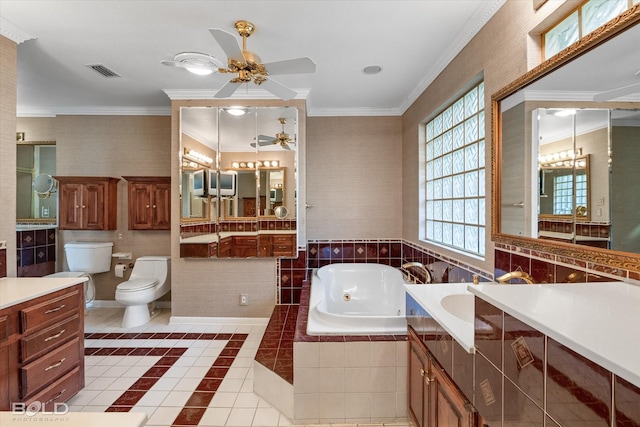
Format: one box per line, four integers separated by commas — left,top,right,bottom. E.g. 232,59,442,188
199,407,232,426
226,407,256,426
145,405,182,426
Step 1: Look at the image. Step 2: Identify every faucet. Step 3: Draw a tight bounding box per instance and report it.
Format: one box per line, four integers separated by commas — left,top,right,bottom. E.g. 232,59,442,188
496,271,536,284
402,262,432,284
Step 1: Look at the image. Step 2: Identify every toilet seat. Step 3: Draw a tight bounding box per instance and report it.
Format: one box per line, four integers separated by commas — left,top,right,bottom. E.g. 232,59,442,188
117,278,158,292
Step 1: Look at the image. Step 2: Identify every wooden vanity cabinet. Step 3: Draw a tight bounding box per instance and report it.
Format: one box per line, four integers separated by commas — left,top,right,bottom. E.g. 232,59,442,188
180,242,217,258
57,176,119,230
408,327,481,427
233,236,258,257
272,234,295,257
0,284,84,410
123,176,171,230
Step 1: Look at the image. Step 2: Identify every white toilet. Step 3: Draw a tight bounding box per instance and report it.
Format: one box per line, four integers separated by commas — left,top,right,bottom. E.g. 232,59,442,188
47,241,114,306
115,256,171,328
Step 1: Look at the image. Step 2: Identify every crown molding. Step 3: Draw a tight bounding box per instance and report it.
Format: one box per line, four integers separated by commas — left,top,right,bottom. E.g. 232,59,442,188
0,16,36,44
163,88,311,101
16,106,171,117
306,106,403,117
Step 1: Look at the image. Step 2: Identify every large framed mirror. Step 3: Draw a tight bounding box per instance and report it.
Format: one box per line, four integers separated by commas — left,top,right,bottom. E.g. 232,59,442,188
492,6,640,271
179,105,299,259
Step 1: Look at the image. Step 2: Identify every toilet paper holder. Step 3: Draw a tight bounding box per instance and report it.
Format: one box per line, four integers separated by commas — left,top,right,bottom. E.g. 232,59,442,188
112,252,132,260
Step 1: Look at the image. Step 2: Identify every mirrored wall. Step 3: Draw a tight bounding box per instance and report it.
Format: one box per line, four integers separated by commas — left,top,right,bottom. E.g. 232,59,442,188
179,106,298,258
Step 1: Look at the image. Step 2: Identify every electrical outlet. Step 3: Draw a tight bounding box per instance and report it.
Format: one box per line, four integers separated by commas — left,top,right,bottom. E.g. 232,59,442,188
41,207,50,217
240,294,248,306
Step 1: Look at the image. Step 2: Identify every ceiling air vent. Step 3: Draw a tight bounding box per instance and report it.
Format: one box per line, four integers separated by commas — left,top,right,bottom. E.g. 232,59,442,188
86,64,121,78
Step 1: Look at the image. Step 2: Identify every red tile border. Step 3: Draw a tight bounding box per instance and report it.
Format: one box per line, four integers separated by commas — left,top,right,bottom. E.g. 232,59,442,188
85,332,247,427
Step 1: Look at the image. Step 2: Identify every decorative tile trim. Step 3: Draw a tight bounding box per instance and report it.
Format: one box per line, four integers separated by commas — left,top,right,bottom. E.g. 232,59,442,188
84,333,247,426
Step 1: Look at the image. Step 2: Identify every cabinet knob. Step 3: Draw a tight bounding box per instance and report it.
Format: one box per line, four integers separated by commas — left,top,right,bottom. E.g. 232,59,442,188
420,368,425,377
81,205,86,209
152,205,157,208
146,205,150,208
425,376,434,385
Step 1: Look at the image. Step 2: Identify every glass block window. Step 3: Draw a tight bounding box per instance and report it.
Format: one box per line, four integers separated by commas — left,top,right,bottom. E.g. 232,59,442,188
552,173,587,215
543,0,634,60
425,82,485,257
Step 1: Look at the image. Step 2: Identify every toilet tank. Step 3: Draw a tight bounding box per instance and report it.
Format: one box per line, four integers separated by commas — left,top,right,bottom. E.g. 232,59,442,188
64,241,113,273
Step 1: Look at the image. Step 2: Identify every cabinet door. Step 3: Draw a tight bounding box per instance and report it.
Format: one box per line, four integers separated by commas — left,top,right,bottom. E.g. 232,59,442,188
408,330,429,427
83,182,105,230
152,182,171,229
430,360,478,427
129,183,153,229
59,183,84,229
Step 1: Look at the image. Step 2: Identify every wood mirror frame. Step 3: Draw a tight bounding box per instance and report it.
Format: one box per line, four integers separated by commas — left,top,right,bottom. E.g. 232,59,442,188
491,6,640,272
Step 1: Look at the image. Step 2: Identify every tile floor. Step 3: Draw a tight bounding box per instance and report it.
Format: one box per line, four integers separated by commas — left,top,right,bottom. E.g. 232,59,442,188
72,306,411,427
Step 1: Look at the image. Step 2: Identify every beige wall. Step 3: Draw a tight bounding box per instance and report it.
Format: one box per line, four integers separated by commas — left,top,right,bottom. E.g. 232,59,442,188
306,116,403,239
1,36,17,276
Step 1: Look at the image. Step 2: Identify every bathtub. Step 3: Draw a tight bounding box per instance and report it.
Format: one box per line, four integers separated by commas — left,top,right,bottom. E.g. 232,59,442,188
307,263,409,335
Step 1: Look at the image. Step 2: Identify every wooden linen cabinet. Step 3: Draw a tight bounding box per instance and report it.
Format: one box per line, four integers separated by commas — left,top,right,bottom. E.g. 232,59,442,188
57,177,119,230
123,176,171,230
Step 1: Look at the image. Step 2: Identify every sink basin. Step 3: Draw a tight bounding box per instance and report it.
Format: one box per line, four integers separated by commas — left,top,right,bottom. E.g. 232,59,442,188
404,283,475,353
440,293,474,324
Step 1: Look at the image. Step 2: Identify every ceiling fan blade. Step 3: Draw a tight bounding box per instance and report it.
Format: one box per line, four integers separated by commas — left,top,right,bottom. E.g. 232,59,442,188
593,82,640,102
281,143,292,151
160,60,216,72
209,28,245,62
259,78,296,100
257,135,276,145
214,81,241,98
263,57,316,75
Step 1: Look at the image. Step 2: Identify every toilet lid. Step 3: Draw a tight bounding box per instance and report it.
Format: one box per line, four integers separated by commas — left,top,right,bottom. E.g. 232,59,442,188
117,278,158,292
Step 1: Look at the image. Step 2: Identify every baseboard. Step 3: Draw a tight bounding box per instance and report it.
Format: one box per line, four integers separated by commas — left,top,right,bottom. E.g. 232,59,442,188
169,316,269,326
90,300,171,309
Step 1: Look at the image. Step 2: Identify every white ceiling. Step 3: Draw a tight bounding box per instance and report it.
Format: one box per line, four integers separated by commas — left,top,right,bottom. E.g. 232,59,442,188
0,0,506,117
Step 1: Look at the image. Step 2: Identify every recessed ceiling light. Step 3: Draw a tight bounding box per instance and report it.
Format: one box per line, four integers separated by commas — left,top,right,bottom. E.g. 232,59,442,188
362,65,382,75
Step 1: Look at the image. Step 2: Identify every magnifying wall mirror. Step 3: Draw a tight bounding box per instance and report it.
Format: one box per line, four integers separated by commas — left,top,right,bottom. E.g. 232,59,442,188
179,105,298,259
492,9,640,270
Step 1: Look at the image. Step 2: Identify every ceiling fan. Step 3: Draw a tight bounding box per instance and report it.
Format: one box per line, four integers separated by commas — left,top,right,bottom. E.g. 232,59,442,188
593,70,640,102
162,20,316,100
251,118,295,150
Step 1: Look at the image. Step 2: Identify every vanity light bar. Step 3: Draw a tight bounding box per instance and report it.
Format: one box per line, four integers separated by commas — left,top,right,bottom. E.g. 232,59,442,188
231,160,279,168
538,148,582,165
183,148,213,165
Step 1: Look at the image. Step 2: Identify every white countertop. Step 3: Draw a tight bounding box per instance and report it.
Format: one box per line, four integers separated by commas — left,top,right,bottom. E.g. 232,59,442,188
1,411,146,426
405,283,476,353
0,277,88,310
468,281,640,388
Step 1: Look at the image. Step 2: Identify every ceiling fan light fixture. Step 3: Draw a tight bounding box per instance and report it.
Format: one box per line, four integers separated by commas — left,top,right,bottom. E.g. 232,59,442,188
174,52,222,75
224,107,248,116
363,65,382,75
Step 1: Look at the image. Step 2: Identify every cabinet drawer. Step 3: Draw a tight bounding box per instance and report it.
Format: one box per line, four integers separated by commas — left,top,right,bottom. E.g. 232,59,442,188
21,290,80,333
24,366,81,409
234,237,257,246
21,315,80,363
21,337,80,398
273,235,294,244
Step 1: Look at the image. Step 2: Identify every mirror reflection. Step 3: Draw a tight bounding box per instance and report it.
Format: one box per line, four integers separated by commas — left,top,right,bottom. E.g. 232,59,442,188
179,106,298,259
16,142,57,221
495,19,640,260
